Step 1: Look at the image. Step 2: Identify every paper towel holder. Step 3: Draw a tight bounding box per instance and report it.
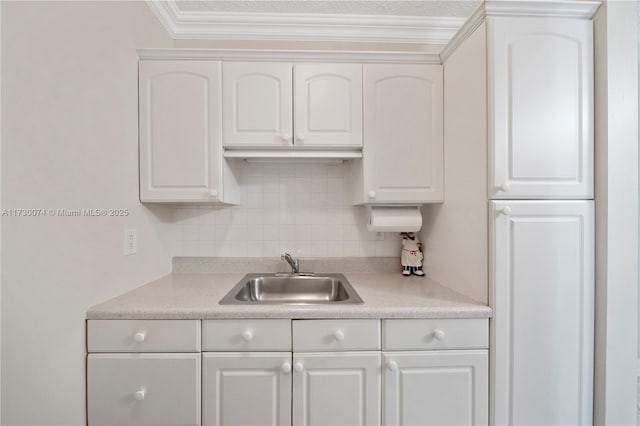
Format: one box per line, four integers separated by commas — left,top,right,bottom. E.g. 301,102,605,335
366,205,422,233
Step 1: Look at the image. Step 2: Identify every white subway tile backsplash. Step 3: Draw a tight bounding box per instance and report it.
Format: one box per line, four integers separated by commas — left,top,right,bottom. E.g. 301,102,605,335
173,162,402,257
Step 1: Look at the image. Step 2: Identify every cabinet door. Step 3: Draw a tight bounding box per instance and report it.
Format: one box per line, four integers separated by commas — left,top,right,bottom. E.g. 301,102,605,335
203,352,292,426
489,18,593,199
139,60,222,202
293,352,381,426
491,201,594,426
383,350,488,426
87,353,201,426
362,64,443,203
223,62,293,146
294,64,362,147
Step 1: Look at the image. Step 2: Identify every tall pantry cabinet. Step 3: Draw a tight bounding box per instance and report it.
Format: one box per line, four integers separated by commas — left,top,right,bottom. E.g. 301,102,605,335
476,4,596,425
443,2,599,425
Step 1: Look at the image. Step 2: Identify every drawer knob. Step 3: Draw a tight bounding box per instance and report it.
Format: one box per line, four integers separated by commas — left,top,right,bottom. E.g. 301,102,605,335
133,332,146,343
294,362,304,373
209,189,218,198
433,329,446,341
297,133,305,142
497,206,512,216
281,362,292,374
497,183,510,192
368,190,376,199
281,133,291,143
386,360,398,372
134,388,146,401
241,330,253,342
333,330,345,341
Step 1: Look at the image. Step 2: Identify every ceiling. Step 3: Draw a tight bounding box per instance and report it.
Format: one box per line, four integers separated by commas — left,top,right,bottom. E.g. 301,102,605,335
147,0,483,46
173,1,481,18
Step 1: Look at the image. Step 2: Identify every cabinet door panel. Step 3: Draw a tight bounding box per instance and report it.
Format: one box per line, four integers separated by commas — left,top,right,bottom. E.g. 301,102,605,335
294,64,362,147
489,18,593,198
87,353,200,426
293,352,380,426
203,352,292,426
383,350,488,426
223,62,293,146
362,64,443,203
491,201,594,425
139,60,221,202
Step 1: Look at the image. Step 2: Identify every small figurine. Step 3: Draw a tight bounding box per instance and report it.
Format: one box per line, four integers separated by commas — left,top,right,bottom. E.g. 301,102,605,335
400,232,425,277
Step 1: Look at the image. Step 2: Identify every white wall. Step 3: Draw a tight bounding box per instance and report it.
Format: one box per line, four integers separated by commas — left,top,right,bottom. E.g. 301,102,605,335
1,2,174,424
420,22,488,304
172,162,402,258
593,1,639,425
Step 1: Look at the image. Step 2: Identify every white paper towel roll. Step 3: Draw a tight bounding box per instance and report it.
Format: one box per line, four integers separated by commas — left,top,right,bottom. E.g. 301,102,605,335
366,206,422,232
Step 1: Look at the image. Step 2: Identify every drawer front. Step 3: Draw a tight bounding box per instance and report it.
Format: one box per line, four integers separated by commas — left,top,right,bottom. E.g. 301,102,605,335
203,319,291,351
87,320,201,352
87,353,200,426
383,319,488,350
293,319,380,351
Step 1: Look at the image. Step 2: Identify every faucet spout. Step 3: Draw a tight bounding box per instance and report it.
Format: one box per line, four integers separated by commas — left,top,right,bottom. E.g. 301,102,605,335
281,252,300,274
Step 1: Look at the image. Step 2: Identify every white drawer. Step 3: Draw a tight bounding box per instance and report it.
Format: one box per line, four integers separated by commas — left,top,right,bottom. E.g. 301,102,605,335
293,319,380,351
383,319,488,350
87,320,201,352
87,353,201,426
203,319,291,351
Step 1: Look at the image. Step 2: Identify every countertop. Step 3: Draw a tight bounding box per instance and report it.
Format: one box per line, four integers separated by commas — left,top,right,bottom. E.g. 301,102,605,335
86,267,491,320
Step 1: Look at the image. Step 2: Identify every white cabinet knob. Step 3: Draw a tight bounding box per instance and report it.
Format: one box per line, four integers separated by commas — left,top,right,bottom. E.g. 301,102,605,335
134,388,146,401
281,362,292,374
209,189,218,198
297,133,305,142
386,360,398,372
133,332,146,343
497,206,512,216
368,190,376,199
294,362,304,373
281,133,291,143
433,329,446,341
241,330,253,342
333,330,345,341
497,183,510,192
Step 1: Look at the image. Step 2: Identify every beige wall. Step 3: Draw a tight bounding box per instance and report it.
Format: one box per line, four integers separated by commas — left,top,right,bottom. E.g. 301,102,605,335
593,1,639,425
420,23,488,304
1,2,174,424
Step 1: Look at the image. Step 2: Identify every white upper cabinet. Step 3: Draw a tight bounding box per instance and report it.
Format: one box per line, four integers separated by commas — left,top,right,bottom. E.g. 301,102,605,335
222,62,294,147
491,200,594,426
139,61,223,202
489,17,594,199
294,64,362,147
223,61,362,148
355,64,444,204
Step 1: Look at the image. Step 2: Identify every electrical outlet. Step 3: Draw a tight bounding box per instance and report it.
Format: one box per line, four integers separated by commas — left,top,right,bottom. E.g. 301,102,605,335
124,229,137,255
375,232,385,241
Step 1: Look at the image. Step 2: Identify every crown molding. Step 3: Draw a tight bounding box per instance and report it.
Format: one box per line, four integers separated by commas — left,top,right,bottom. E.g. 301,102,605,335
484,1,601,19
137,48,442,64
440,3,487,63
146,0,465,45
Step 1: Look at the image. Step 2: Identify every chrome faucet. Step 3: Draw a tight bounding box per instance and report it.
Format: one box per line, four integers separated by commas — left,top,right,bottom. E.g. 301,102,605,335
281,252,300,274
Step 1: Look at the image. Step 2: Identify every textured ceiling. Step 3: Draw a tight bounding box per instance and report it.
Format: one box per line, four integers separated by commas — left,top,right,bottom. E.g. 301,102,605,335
175,0,482,17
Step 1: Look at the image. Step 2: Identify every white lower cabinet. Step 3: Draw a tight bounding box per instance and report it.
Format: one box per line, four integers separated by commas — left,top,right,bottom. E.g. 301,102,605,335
293,352,381,426
383,351,488,426
87,353,201,426
202,352,292,426
88,319,489,426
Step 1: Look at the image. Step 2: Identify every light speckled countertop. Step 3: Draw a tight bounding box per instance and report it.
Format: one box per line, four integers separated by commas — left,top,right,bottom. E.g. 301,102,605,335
87,257,491,319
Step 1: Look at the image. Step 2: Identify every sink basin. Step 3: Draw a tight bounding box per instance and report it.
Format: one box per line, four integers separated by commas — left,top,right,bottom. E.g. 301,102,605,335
219,273,363,305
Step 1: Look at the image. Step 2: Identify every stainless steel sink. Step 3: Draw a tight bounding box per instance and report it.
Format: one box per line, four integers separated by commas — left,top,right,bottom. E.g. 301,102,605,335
219,273,363,305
